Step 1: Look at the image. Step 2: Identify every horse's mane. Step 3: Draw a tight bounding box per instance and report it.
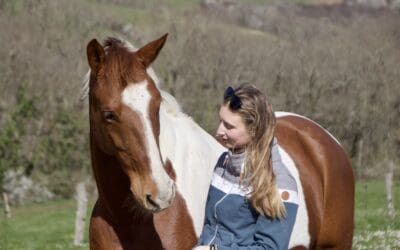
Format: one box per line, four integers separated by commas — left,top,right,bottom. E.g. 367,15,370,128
159,90,186,117
80,71,91,101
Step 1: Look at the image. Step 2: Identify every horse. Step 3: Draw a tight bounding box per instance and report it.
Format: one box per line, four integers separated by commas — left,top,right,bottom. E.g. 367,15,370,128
85,34,355,250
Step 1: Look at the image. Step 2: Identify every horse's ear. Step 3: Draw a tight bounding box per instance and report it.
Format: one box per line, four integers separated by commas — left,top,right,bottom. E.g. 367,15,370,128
87,39,105,73
136,33,168,68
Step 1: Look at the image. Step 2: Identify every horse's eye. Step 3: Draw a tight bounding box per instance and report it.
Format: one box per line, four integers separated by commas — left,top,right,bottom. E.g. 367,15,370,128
103,111,118,123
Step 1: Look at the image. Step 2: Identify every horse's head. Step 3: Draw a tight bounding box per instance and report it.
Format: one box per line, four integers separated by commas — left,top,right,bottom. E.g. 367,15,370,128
86,34,175,212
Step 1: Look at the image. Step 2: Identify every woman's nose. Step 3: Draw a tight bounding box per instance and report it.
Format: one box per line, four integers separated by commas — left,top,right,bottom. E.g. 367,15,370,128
216,122,226,138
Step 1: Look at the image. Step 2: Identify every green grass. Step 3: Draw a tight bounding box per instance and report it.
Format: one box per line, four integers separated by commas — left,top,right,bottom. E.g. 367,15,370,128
0,200,93,250
353,180,400,249
355,180,400,231
0,181,399,249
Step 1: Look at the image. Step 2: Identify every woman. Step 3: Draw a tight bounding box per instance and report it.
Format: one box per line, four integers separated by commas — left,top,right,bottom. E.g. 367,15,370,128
194,84,298,250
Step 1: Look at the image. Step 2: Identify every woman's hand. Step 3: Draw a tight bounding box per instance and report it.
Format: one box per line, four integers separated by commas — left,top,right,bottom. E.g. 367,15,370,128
192,246,210,250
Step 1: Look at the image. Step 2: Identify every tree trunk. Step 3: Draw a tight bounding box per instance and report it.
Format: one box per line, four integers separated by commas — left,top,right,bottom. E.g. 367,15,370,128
74,182,88,246
2,191,11,218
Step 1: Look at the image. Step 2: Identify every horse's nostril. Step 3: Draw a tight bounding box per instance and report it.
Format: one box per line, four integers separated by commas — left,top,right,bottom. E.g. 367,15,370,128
146,194,160,210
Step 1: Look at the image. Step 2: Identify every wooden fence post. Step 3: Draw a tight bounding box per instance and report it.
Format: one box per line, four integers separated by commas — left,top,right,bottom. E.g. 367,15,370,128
357,139,363,178
74,182,87,246
385,162,396,221
2,191,11,218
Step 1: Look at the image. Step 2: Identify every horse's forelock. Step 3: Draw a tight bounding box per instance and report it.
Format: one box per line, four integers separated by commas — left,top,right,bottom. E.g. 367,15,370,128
119,38,137,53
81,38,161,101
104,37,125,51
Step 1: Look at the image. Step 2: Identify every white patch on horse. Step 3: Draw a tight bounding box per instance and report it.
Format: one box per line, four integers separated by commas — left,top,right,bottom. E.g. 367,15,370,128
276,111,341,146
278,145,311,248
122,81,174,208
159,96,225,235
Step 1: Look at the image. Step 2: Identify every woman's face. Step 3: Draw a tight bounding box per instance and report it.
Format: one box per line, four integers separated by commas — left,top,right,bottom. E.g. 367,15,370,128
215,104,252,152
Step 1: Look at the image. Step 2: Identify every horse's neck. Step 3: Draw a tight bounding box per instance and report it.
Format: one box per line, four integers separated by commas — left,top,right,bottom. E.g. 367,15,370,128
159,105,225,235
90,136,143,225
159,106,224,187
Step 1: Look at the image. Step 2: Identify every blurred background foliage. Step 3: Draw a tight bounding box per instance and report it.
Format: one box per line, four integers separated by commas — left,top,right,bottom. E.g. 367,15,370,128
0,0,399,202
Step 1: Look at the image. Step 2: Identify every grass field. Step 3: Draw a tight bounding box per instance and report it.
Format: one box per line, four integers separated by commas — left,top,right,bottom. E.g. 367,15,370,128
0,181,399,249
354,181,400,249
0,199,92,250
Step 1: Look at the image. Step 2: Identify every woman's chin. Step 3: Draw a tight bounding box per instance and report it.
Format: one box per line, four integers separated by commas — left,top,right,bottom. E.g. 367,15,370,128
215,136,230,148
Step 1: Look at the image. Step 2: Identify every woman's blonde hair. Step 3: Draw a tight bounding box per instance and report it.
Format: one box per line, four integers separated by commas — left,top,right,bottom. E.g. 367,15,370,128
224,83,285,219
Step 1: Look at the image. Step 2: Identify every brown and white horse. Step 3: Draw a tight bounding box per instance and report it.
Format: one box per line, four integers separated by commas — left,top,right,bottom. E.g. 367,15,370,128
85,34,354,250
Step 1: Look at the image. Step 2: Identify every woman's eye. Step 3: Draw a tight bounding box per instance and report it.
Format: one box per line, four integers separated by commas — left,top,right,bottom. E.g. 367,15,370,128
103,111,117,123
224,122,233,130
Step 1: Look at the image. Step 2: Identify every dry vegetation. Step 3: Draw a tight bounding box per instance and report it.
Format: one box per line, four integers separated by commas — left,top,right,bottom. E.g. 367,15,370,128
0,0,399,200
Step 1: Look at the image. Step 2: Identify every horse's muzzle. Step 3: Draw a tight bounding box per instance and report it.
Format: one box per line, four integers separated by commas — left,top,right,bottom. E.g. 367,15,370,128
145,183,176,212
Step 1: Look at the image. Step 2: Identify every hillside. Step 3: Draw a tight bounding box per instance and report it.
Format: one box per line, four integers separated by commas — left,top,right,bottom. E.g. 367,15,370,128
0,0,399,201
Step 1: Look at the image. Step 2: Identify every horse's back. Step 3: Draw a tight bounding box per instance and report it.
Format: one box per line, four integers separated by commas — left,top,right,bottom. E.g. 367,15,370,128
276,112,354,249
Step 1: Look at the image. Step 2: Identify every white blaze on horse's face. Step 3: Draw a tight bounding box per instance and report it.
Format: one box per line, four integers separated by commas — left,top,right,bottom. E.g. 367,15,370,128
122,80,176,211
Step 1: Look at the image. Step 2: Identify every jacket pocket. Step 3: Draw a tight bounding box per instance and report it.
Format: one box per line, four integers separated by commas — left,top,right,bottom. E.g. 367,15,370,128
216,227,235,246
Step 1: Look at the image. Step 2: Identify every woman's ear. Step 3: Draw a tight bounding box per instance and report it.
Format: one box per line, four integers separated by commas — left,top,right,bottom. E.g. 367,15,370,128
249,129,256,139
